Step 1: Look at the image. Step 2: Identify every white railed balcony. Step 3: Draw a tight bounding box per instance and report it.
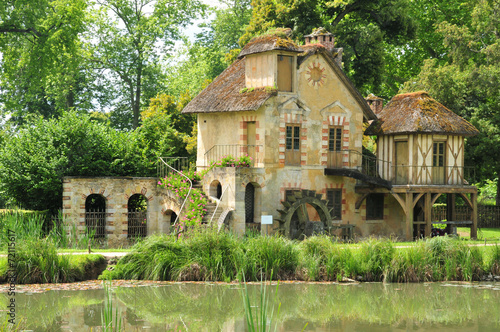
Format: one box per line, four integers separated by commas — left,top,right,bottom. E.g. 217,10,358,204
383,165,476,186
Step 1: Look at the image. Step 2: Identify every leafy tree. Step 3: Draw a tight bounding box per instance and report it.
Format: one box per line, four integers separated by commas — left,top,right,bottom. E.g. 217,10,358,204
404,0,500,204
240,0,416,95
0,0,90,123
85,0,205,129
0,108,191,211
164,0,251,97
0,112,131,211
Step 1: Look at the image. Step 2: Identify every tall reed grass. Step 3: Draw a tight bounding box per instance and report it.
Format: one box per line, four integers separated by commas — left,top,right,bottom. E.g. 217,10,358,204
386,236,483,282
101,229,498,283
0,209,98,250
101,281,123,332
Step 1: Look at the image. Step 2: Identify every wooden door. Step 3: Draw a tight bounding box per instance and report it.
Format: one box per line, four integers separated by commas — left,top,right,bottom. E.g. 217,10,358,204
327,126,342,168
433,142,446,184
285,124,301,165
395,141,409,184
246,121,256,163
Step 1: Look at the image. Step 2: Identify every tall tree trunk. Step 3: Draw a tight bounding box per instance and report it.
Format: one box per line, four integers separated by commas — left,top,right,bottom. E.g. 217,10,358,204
133,64,142,130
129,84,137,129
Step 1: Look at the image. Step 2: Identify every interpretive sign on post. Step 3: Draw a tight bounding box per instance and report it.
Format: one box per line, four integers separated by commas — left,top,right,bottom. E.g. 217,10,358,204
261,215,273,225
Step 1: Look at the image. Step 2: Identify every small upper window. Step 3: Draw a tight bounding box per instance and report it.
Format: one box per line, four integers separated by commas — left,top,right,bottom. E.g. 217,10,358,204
277,55,293,92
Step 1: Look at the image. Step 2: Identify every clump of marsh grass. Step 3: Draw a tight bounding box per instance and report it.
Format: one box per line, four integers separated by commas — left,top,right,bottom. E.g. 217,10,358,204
297,235,354,281
176,227,243,281
386,236,483,282
486,243,500,276
5,237,106,284
357,237,394,281
242,235,299,281
241,273,281,332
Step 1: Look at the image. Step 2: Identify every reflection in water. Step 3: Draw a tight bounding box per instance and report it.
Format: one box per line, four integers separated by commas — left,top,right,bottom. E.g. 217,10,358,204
1,282,499,331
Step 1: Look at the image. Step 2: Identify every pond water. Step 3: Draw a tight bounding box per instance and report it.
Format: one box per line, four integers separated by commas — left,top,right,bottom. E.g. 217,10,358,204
1,281,499,331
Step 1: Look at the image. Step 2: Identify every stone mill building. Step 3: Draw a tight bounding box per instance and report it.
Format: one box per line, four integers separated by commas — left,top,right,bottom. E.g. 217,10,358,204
63,29,479,245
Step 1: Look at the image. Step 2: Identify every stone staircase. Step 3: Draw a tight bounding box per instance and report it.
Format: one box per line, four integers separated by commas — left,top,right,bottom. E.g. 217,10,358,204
192,181,223,224
202,201,223,224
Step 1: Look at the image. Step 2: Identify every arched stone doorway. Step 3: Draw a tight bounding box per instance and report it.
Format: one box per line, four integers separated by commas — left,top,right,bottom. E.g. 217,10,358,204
163,209,178,233
128,194,147,238
209,180,222,199
85,194,106,238
245,182,262,232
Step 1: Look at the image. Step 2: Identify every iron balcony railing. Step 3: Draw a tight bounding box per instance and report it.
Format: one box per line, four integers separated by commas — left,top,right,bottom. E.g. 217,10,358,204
389,165,476,186
204,144,263,167
157,157,190,179
325,151,475,187
326,150,391,178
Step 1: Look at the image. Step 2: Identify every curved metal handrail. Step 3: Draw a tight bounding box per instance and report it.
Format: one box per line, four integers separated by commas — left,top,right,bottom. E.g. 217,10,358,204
209,184,232,225
158,157,192,227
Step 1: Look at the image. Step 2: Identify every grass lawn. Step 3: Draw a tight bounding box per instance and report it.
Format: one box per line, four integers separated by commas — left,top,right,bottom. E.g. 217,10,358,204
57,248,130,253
457,227,500,241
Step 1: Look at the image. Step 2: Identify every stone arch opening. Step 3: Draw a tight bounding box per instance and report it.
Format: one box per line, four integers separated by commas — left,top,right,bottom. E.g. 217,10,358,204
85,194,106,238
245,182,262,232
128,194,147,238
209,180,222,199
163,209,178,233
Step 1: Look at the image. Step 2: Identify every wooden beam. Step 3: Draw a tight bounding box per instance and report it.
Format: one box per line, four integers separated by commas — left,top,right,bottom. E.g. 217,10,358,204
391,185,478,194
413,193,425,209
405,192,413,241
391,192,407,215
471,192,478,239
458,192,473,209
425,193,432,237
431,193,442,206
355,193,369,210
447,194,456,234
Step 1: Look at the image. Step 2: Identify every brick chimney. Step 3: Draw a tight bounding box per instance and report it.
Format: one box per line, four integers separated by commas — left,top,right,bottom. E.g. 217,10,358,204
365,94,383,115
305,28,335,52
305,28,342,67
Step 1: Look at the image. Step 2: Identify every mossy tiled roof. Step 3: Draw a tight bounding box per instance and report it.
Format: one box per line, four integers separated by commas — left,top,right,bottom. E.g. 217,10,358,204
364,91,479,136
181,58,277,114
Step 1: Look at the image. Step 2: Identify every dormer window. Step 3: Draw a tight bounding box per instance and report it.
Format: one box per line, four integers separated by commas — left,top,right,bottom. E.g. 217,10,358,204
277,55,293,92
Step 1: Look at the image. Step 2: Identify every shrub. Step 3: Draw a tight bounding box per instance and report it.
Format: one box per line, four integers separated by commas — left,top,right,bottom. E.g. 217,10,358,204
243,236,299,281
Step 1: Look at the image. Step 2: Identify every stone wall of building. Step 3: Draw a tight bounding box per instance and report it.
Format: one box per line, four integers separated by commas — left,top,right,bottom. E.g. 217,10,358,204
62,177,182,247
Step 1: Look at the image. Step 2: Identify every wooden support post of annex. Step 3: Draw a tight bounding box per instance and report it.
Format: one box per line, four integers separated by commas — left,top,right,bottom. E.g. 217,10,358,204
471,191,478,239
405,192,414,241
425,193,432,237
447,194,456,234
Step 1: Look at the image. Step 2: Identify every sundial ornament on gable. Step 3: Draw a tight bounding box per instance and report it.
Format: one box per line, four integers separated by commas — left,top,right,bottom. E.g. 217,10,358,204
306,61,327,88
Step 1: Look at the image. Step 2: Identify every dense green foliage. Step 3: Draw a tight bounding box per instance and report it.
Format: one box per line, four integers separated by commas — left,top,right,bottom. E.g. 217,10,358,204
404,0,500,203
0,0,90,122
101,232,500,282
0,0,498,205
0,112,187,211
